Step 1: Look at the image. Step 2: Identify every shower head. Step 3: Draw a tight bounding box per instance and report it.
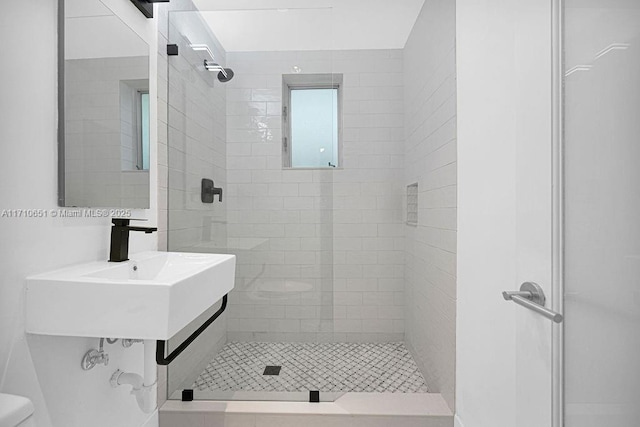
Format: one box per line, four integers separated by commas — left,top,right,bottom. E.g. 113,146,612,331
204,60,235,83
217,68,234,83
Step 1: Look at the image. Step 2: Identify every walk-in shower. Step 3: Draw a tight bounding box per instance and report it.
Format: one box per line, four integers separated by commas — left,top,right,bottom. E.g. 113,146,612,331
159,3,441,405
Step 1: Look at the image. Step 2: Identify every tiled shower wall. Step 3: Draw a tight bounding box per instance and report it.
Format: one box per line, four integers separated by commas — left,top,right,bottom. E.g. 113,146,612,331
224,50,405,343
403,0,457,410
331,50,405,342
223,51,335,343
164,11,227,253
157,2,229,398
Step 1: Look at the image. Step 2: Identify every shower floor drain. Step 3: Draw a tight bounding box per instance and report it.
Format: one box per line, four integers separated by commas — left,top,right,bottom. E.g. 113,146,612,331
263,365,281,376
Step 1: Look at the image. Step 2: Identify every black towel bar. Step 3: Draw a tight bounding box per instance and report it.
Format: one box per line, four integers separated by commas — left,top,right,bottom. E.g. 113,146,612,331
156,294,228,366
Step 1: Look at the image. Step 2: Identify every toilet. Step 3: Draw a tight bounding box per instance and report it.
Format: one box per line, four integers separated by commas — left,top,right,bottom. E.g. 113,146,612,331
0,394,35,427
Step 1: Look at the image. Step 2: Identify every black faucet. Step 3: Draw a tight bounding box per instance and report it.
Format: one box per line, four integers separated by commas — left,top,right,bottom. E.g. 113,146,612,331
109,218,157,262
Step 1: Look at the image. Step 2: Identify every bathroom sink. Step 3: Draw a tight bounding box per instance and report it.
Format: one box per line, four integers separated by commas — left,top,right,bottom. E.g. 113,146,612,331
25,251,235,340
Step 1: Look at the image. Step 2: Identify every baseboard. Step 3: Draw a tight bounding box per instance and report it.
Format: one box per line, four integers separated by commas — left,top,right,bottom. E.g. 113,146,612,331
454,414,464,427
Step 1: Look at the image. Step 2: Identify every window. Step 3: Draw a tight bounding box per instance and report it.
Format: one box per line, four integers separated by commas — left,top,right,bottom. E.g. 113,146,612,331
407,183,418,226
282,74,342,168
138,91,150,171
120,80,150,172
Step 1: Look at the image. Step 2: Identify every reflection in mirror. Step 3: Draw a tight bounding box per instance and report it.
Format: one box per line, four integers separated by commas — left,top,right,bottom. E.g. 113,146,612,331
60,0,150,208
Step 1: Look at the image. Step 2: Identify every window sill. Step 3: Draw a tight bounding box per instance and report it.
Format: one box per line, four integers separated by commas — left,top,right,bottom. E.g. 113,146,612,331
282,167,343,171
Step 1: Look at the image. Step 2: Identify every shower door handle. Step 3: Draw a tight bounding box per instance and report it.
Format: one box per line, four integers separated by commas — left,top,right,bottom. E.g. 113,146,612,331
503,282,563,323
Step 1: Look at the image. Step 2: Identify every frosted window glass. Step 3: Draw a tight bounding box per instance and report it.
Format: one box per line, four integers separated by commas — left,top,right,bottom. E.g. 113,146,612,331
141,92,150,171
290,88,338,168
407,183,418,225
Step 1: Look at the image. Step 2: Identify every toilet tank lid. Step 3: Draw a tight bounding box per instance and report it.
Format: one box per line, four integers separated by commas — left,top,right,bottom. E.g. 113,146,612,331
0,394,34,427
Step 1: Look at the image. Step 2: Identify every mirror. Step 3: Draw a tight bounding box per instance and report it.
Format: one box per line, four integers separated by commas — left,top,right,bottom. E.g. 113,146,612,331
59,0,150,208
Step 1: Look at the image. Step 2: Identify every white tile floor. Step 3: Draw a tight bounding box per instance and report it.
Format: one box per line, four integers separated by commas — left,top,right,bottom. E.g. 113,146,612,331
192,342,429,393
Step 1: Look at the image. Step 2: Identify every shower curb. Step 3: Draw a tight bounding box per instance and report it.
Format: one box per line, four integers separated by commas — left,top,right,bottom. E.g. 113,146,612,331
159,392,453,427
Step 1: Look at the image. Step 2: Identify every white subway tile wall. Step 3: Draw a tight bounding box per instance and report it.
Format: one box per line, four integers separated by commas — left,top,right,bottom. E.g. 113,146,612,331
403,0,457,411
225,50,405,343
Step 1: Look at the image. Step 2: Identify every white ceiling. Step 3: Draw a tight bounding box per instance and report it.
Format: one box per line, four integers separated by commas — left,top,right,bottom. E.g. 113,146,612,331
66,0,113,18
65,0,148,60
192,0,426,52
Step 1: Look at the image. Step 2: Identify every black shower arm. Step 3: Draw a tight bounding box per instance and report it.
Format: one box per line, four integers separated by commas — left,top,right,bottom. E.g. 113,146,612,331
156,294,228,366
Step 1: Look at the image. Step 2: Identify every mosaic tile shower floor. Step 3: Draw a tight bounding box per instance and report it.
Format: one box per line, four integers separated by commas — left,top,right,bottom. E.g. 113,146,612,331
192,342,429,393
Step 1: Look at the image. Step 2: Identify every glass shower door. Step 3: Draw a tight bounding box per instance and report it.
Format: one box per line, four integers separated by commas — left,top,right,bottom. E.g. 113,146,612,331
163,6,338,402
563,0,640,425
163,7,232,402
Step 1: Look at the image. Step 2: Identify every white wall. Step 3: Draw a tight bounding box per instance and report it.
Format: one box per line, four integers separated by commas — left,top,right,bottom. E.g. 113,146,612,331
403,0,457,411
224,49,405,343
456,1,555,426
0,1,158,426
456,3,517,424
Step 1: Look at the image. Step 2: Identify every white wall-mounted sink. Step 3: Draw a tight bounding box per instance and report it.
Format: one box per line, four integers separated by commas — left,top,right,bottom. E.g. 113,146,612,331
26,251,235,340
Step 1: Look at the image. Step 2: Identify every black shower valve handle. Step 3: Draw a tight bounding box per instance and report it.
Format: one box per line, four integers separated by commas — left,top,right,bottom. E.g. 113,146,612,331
201,178,223,203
